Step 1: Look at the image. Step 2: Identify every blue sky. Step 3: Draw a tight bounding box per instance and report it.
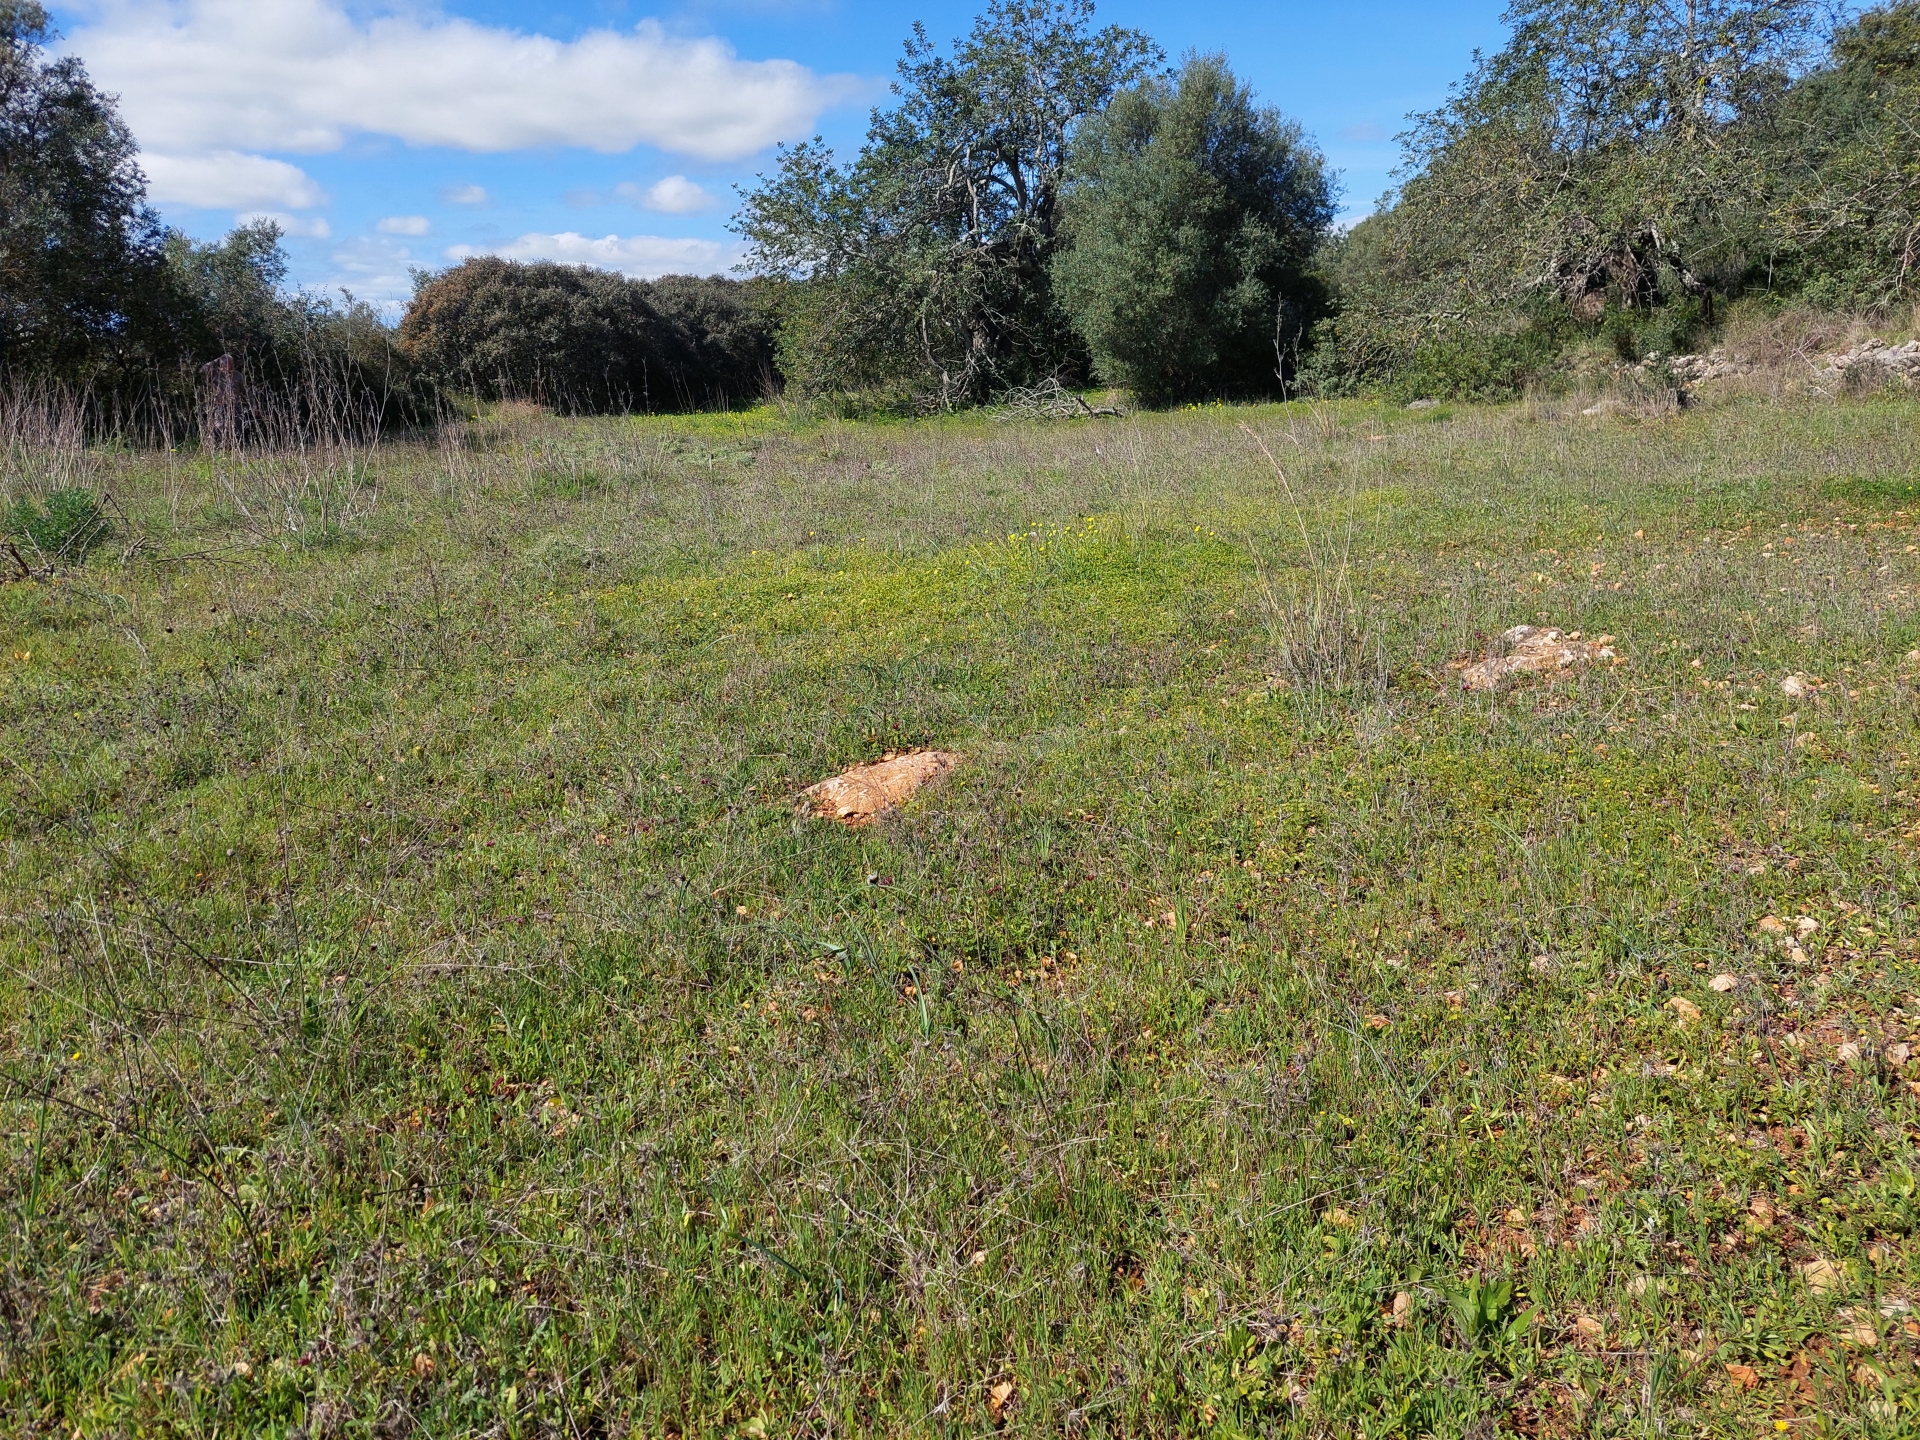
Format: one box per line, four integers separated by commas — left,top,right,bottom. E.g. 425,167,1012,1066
48,1,1512,311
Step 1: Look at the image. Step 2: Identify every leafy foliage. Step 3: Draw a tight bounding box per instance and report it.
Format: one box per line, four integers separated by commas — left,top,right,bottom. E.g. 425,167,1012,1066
737,0,1161,406
399,259,774,414
0,1,179,377
1050,55,1333,404
1770,2,1920,308
1315,0,1837,393
0,8,427,433
3,486,108,563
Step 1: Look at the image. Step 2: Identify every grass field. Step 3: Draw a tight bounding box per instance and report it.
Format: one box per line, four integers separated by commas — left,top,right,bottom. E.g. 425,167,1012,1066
6,390,1920,1437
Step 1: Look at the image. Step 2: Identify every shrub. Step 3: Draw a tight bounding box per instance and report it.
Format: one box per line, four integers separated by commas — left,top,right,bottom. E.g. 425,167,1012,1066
400,259,774,415
5,486,109,562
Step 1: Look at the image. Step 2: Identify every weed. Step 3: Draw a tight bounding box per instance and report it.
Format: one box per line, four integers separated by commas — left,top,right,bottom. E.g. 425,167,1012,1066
3,486,110,563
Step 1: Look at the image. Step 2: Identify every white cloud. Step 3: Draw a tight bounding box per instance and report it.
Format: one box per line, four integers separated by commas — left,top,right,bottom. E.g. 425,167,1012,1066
239,211,332,239
443,184,489,206
141,149,326,210
446,232,744,279
377,215,431,236
619,175,719,214
325,235,417,308
71,0,865,162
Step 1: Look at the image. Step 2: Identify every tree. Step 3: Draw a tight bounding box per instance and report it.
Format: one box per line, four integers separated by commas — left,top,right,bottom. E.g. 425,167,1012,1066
163,219,293,360
1772,1,1920,307
1050,55,1331,404
1320,0,1830,390
0,0,177,375
736,0,1160,406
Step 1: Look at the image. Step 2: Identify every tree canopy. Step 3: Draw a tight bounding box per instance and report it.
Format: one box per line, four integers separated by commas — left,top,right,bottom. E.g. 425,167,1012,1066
399,259,773,414
1051,55,1332,404
0,0,177,376
1306,0,1920,394
737,0,1162,406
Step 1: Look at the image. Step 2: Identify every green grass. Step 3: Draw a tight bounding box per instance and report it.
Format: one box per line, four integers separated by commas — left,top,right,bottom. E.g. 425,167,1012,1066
6,392,1920,1436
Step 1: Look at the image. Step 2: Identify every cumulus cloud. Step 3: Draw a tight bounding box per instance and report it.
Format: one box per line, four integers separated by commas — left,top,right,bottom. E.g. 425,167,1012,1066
447,231,744,279
240,211,332,239
325,236,417,310
377,215,431,236
619,175,719,214
70,0,865,162
140,149,326,210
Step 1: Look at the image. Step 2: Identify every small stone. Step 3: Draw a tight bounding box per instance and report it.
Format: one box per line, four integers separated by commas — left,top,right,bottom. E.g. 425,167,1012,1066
1667,996,1703,1024
800,750,962,827
1795,916,1819,936
1757,915,1788,934
1574,1315,1605,1342
1887,1043,1910,1066
1843,1319,1879,1348
1709,973,1739,993
1799,1258,1844,1294
1780,674,1810,698
1837,1041,1864,1064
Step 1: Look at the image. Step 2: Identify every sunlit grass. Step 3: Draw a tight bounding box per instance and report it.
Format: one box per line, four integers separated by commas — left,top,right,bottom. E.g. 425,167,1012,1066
5,392,1920,1435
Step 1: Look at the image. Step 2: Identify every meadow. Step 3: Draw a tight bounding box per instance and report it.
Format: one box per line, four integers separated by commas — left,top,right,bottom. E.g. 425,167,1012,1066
5,387,1920,1437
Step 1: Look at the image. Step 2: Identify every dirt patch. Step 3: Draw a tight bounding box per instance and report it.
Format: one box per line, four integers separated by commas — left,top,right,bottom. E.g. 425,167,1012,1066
1455,625,1619,691
800,750,961,827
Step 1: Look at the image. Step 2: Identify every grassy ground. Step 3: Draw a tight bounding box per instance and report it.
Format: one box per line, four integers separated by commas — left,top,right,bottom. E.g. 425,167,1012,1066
5,391,1920,1437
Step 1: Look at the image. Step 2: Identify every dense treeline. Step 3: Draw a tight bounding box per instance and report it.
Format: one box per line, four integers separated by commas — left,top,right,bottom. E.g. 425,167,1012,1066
0,2,420,431
735,0,1920,406
736,1,1334,407
400,261,774,414
0,1,769,430
6,0,1919,419
1312,0,1920,397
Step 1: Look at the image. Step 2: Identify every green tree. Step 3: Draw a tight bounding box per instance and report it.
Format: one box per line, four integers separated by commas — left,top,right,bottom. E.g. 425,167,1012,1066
736,0,1161,406
1772,1,1920,307
0,0,178,375
1321,0,1830,390
1050,55,1332,405
163,219,294,360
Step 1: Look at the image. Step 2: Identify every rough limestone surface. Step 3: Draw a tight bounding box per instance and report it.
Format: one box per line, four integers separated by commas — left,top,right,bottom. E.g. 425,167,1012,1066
1457,625,1619,691
800,750,961,827
1820,337,1920,383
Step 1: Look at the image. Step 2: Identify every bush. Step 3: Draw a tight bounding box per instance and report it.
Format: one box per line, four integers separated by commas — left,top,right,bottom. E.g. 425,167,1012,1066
400,259,774,414
5,486,109,563
1386,329,1568,402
